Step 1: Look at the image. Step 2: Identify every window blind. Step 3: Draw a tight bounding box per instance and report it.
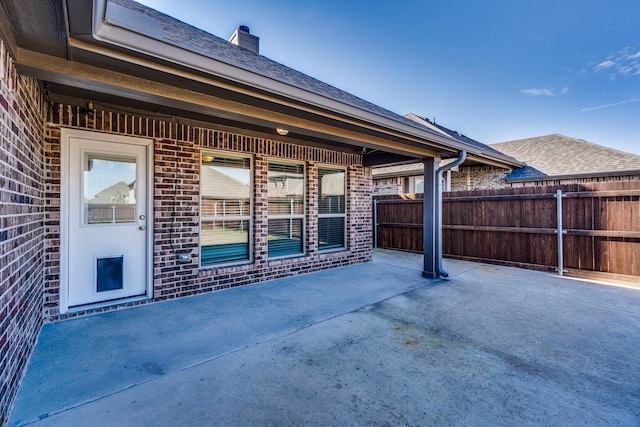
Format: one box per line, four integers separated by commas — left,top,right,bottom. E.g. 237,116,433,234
201,153,252,266
268,162,305,257
318,168,346,250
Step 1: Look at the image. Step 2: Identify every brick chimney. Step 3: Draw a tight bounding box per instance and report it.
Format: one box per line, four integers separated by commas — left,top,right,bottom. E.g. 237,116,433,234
229,25,259,54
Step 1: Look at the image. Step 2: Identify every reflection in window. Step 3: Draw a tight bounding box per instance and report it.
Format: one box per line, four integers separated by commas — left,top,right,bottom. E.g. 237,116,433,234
268,162,305,257
318,168,346,250
201,153,252,266
84,154,136,224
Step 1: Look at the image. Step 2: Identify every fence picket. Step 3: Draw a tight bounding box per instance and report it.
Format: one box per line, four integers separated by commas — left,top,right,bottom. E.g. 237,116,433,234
374,182,640,282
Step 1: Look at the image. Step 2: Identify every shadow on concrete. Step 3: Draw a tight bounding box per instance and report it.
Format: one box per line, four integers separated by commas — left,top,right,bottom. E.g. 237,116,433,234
9,250,640,426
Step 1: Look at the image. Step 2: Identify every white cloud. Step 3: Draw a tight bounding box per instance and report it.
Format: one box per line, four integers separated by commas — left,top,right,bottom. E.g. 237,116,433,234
591,47,640,78
595,60,616,71
561,86,569,94
520,88,554,97
580,98,640,112
618,66,634,75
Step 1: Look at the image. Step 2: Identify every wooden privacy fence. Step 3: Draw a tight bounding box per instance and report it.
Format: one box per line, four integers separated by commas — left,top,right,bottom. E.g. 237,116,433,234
373,181,640,282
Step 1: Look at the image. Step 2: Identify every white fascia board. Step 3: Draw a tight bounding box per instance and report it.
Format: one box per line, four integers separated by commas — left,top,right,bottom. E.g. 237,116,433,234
90,1,477,154
469,153,523,168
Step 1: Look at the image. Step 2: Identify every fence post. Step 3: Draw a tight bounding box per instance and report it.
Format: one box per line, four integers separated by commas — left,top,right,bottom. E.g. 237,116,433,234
373,199,378,249
556,189,565,276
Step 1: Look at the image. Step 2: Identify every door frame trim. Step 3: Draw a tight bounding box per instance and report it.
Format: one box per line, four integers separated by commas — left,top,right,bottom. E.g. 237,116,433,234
60,128,154,314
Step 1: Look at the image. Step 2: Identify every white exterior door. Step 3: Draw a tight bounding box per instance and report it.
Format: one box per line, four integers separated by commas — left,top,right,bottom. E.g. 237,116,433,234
62,129,152,311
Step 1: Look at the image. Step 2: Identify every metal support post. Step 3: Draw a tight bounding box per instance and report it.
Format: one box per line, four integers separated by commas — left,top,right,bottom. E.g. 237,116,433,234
422,158,438,278
556,189,566,276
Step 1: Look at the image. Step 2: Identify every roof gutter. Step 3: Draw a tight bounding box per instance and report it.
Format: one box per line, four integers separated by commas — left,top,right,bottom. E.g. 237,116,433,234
435,150,467,278
87,1,481,156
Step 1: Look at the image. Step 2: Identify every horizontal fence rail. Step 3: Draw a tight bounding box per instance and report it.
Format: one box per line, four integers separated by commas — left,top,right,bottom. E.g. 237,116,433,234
373,181,640,283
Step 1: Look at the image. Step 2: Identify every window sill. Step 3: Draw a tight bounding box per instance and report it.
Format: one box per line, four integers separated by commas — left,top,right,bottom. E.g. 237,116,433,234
199,260,254,273
267,253,310,264
318,247,348,256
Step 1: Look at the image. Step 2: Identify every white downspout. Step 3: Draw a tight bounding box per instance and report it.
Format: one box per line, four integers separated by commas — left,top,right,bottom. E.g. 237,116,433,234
435,151,467,277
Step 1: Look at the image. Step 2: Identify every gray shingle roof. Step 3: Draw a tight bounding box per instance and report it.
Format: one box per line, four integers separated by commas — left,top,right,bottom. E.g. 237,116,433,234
403,114,521,165
425,119,510,160
491,134,640,180
112,0,446,140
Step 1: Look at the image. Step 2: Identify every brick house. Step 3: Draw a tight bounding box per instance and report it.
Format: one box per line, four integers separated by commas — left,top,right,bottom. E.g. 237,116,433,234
373,114,523,194
491,134,640,186
374,122,640,195
0,0,500,420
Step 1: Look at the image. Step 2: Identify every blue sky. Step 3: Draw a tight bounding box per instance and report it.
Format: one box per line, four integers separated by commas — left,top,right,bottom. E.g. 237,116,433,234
137,0,640,155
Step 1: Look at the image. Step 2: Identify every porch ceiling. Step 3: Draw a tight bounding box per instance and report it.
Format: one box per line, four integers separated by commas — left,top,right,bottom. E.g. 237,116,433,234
1,0,468,166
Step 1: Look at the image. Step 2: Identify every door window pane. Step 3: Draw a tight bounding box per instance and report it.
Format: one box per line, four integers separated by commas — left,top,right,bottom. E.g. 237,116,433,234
201,153,252,266
84,154,136,224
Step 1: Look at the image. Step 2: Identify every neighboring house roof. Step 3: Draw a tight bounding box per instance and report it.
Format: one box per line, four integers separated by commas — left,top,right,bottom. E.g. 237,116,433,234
89,181,135,204
491,134,640,181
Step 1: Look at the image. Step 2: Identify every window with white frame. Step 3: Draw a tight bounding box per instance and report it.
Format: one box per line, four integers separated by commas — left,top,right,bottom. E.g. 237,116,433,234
318,167,346,250
200,153,252,266
406,176,424,193
268,161,305,257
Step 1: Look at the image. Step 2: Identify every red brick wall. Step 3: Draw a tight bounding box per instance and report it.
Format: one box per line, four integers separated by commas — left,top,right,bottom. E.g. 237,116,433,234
44,104,372,320
0,41,48,423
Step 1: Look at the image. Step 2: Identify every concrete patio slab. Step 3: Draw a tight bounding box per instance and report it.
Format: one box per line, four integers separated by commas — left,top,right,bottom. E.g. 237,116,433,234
8,251,640,426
